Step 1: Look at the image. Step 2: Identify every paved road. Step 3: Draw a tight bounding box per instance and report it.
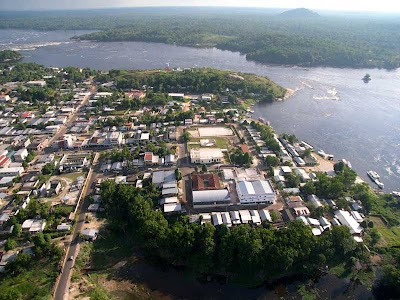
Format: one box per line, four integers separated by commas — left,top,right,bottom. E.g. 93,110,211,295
53,153,99,300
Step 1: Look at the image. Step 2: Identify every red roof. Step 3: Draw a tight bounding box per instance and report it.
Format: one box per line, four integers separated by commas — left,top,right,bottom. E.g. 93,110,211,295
192,174,221,191
240,144,249,153
21,111,31,118
0,155,10,167
144,152,153,161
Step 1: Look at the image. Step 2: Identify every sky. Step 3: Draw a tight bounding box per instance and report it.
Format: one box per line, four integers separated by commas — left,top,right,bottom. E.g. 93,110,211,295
1,0,400,13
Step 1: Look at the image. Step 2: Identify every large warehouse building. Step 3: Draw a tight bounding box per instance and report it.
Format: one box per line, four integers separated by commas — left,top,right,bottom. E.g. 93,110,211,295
235,179,276,204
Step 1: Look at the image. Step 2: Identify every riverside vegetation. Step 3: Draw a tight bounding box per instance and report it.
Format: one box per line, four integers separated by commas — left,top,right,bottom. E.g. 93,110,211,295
1,7,400,69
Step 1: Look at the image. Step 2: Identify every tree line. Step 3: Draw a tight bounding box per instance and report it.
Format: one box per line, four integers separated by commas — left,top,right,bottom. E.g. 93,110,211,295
100,180,369,283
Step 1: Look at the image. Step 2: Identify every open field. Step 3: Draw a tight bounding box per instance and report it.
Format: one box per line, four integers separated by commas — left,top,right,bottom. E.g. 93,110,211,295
60,172,86,182
188,137,230,150
369,216,400,248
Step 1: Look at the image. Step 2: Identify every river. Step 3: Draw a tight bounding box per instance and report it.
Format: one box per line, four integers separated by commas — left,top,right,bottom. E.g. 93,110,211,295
0,29,383,299
2,29,398,192
1,29,399,192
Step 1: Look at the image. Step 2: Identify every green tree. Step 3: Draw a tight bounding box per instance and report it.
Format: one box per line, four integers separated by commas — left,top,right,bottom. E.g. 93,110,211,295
202,164,208,173
265,155,280,167
183,131,191,142
5,239,17,251
42,162,56,175
12,223,22,238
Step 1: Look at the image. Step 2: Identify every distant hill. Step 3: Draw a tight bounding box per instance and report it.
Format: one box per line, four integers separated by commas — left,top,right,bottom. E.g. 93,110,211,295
279,8,320,18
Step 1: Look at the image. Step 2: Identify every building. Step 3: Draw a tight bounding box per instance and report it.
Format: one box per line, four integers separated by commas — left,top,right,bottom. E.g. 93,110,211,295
152,170,176,188
0,94,10,102
21,219,46,233
106,131,123,145
59,153,88,172
334,210,363,234
26,80,46,87
190,148,223,164
192,189,231,208
235,179,276,204
13,148,28,162
192,173,221,190
81,228,98,241
0,167,24,177
307,194,323,208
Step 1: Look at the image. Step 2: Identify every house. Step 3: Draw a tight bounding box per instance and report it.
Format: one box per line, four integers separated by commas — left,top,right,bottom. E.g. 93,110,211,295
0,167,24,177
259,209,272,223
21,219,46,233
13,148,28,162
307,194,323,208
81,228,98,241
0,155,11,168
235,179,275,204
229,211,241,225
0,94,10,102
57,223,71,231
190,148,224,164
152,170,176,188
164,154,176,166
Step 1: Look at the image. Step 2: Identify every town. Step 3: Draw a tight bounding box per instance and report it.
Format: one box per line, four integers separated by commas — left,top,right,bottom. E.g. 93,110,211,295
0,62,397,299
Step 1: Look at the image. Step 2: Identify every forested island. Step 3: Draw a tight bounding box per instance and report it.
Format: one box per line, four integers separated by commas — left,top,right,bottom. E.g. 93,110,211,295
1,7,400,69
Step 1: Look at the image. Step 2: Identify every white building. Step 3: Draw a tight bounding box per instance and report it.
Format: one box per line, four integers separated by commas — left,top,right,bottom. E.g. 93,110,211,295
236,179,276,204
192,189,231,208
107,131,123,145
334,210,363,234
190,148,224,164
13,148,28,162
26,80,46,87
0,94,10,102
0,167,24,177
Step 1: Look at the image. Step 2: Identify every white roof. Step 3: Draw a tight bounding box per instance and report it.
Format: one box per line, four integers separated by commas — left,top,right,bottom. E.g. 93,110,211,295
334,210,363,234
229,211,241,224
312,227,322,236
190,148,223,160
222,168,235,180
160,197,178,205
239,210,251,223
307,217,320,226
249,210,261,224
297,215,308,225
192,189,230,203
237,179,274,195
220,212,232,226
212,212,223,226
164,203,182,213
259,209,272,222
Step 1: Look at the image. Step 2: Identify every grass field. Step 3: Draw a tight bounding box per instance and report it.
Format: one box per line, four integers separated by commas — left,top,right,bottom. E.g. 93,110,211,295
369,216,400,248
60,172,86,182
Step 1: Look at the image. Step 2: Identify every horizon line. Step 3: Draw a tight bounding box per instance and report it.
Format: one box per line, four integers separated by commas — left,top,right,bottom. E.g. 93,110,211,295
1,5,400,14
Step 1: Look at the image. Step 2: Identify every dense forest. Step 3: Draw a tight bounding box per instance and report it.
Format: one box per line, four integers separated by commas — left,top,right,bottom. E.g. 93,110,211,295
95,68,286,100
100,180,370,284
1,8,400,68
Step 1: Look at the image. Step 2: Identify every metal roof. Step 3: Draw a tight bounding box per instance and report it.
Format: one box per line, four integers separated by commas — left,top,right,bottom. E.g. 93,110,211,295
192,189,230,203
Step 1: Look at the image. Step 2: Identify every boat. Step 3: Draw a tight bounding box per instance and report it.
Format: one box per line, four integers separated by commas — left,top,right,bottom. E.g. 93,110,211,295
391,191,400,198
258,117,266,123
367,171,384,189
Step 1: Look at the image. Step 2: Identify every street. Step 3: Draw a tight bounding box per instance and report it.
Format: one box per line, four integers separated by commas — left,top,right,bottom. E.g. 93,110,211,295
53,154,99,300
